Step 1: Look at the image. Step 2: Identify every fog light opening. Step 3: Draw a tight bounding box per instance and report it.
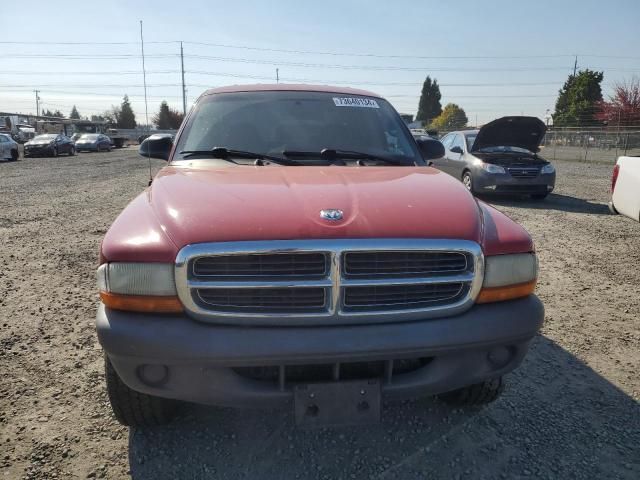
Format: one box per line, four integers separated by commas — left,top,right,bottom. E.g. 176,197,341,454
305,404,319,417
487,346,514,368
137,364,169,387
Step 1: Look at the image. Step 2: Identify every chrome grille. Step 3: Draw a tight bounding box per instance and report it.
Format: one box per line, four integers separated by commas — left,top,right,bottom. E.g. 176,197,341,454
508,167,540,179
193,252,327,278
175,239,484,326
344,251,467,277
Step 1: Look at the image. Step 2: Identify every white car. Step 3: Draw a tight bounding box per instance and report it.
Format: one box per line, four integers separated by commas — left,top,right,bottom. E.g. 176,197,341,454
610,156,640,222
0,133,19,161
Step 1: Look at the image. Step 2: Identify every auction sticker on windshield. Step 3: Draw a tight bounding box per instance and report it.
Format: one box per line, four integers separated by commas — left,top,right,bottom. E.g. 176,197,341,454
333,97,380,108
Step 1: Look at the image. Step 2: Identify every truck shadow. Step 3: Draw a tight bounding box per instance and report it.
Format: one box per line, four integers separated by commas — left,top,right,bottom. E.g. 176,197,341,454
482,193,611,215
127,336,639,480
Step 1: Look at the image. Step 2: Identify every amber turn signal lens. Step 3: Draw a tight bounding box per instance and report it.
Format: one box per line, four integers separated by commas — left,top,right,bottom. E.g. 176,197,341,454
100,291,183,313
476,280,537,304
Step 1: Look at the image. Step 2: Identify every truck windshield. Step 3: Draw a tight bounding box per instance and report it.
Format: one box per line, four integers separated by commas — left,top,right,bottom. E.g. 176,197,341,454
173,91,421,165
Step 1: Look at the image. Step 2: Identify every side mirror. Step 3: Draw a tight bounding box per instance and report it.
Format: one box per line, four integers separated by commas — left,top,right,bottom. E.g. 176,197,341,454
139,136,173,161
416,137,445,161
450,146,464,155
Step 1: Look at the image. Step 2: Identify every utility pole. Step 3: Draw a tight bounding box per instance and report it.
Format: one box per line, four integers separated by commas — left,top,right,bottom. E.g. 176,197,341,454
34,90,40,116
140,20,153,184
276,68,279,84
139,21,150,132
573,55,578,76
180,41,187,115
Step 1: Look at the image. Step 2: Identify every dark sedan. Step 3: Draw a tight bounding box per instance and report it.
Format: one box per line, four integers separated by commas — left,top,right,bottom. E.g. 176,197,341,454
24,134,75,157
75,134,112,152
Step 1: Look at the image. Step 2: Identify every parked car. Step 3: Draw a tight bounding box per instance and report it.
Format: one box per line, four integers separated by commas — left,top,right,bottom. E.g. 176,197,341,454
437,117,555,199
0,133,20,161
96,84,543,427
24,134,75,157
609,155,639,222
75,134,112,152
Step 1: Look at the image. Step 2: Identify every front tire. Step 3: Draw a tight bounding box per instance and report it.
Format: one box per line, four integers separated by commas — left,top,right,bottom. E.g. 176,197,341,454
439,377,504,406
52,147,58,157
11,149,19,161
462,171,474,194
104,355,177,426
68,146,75,156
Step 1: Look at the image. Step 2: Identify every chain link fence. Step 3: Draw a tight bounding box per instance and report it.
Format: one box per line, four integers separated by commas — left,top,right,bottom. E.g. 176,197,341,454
539,128,640,163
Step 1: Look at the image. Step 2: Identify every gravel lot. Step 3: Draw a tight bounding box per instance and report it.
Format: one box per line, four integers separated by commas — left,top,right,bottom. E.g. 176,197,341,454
0,149,638,480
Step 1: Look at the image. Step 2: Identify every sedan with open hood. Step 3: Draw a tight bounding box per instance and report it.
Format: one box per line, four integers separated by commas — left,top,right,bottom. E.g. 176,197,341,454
436,116,555,199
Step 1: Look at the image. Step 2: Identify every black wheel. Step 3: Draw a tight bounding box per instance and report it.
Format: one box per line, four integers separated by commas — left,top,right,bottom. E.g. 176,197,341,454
52,147,58,157
11,149,19,161
531,193,548,200
104,355,177,426
462,171,474,193
68,146,75,156
439,377,504,406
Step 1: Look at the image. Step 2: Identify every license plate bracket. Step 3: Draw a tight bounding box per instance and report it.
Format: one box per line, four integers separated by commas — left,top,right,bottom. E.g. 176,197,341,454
294,379,381,427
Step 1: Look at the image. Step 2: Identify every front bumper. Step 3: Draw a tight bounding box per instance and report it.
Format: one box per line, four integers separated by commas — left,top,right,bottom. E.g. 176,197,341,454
24,145,54,156
76,143,98,151
97,296,543,407
473,169,556,195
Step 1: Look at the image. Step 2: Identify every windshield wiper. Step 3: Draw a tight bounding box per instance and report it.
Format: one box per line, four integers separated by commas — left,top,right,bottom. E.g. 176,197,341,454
179,147,300,165
282,148,409,166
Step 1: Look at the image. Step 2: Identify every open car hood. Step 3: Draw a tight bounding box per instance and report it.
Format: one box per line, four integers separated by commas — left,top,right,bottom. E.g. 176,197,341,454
472,116,546,153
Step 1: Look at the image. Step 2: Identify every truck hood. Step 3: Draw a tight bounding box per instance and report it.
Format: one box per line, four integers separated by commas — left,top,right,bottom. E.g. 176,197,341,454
148,165,483,247
472,116,546,153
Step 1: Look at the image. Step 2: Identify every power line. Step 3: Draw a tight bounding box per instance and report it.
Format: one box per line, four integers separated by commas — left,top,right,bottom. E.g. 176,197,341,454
1,88,181,98
0,70,180,75
0,40,178,45
0,83,183,88
183,55,640,72
0,53,177,59
2,39,639,60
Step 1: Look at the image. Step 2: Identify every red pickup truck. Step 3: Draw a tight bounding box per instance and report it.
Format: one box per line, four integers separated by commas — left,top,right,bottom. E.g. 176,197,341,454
96,85,543,427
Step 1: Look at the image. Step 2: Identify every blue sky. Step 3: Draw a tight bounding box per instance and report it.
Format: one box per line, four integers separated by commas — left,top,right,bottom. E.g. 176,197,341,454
2,0,639,124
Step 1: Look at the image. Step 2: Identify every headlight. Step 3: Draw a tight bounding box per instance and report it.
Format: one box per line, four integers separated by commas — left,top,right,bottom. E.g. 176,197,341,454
97,262,182,313
481,163,506,174
541,164,555,174
477,253,537,303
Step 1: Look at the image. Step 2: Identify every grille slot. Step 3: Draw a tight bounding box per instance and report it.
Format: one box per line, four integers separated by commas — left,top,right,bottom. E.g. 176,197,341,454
196,287,326,313
193,252,327,278
508,167,540,179
343,251,468,277
344,283,465,311
233,357,433,388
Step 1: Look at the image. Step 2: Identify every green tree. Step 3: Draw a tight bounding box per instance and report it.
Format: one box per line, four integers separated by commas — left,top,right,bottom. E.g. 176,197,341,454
41,109,64,118
430,103,468,130
69,105,81,119
117,95,136,128
153,101,185,129
416,76,442,125
553,69,604,126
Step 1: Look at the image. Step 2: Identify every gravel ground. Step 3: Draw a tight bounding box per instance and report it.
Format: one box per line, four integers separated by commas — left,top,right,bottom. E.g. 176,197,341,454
0,149,638,480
